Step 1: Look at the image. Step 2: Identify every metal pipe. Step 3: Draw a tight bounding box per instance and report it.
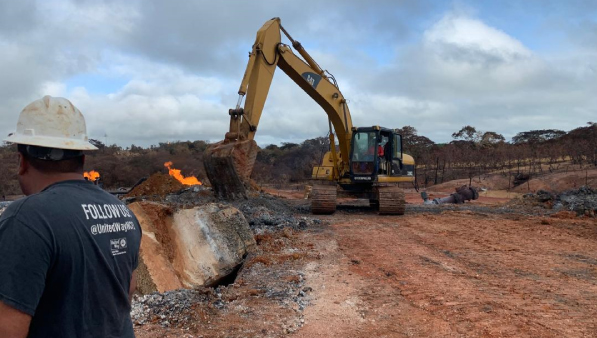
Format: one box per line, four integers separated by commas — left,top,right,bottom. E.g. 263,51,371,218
422,186,479,205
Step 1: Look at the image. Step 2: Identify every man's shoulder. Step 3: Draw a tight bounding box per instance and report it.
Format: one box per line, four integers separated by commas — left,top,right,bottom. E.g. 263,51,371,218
1,181,124,221
45,180,122,202
0,195,36,220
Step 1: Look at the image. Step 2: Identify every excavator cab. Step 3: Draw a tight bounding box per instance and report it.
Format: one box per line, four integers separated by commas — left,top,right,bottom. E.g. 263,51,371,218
349,127,403,182
350,130,377,180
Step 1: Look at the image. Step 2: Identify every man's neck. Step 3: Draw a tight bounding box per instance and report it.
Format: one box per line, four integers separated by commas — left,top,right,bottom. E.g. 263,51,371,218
26,173,84,195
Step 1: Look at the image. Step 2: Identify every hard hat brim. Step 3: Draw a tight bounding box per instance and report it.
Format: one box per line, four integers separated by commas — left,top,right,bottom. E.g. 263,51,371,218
3,134,98,151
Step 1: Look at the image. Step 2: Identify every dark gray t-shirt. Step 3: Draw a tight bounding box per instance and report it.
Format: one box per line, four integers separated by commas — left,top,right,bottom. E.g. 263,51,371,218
0,180,141,338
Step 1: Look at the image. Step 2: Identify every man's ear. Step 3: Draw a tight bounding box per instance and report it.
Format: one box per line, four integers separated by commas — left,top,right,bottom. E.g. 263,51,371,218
18,153,28,175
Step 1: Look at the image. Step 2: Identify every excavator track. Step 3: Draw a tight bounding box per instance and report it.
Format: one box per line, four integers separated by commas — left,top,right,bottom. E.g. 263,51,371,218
311,185,337,214
377,186,405,215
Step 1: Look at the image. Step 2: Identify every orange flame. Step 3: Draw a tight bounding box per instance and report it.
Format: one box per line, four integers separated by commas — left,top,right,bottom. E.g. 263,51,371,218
84,170,100,181
164,161,202,186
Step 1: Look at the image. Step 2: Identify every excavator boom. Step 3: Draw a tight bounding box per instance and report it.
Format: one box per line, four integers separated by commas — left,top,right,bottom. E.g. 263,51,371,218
204,18,353,199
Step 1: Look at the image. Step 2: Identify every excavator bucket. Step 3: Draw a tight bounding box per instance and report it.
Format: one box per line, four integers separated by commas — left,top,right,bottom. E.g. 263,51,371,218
203,139,259,200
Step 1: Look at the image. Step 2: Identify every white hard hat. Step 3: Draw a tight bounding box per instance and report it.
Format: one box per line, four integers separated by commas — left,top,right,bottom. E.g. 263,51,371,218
4,95,98,150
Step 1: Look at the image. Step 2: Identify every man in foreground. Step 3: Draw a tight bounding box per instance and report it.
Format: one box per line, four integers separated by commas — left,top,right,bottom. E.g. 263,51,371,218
0,96,142,338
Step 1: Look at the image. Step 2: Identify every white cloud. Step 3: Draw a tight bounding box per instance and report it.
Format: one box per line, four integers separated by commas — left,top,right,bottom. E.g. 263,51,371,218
424,14,532,61
1,1,595,149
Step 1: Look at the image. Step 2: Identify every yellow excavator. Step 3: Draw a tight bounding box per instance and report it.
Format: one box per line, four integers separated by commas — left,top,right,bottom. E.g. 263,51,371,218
204,17,416,214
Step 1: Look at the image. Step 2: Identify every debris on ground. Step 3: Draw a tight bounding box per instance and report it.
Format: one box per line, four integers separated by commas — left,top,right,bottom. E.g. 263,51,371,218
231,193,324,232
128,182,324,232
554,186,597,216
132,225,313,337
511,185,596,217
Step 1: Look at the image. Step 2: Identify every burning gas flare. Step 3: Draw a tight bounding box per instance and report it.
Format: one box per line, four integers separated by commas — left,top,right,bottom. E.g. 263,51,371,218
84,170,100,181
164,161,202,186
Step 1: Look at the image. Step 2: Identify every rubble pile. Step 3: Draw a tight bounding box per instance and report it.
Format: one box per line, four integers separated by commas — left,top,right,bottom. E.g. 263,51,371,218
512,186,597,217
554,186,597,217
232,193,323,231
126,172,185,198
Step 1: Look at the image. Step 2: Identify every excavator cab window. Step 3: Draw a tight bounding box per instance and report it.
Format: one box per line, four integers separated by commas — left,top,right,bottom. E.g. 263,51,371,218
388,133,404,176
393,133,402,160
351,131,377,175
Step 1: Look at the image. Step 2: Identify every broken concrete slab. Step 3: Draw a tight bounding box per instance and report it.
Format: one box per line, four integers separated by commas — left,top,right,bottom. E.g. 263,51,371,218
171,204,256,287
129,202,256,294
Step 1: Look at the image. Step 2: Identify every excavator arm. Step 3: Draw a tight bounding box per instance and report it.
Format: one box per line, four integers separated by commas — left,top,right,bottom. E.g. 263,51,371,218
204,17,353,199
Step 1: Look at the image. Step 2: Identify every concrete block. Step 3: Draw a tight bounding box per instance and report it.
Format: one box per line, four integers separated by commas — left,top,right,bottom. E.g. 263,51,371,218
129,202,255,293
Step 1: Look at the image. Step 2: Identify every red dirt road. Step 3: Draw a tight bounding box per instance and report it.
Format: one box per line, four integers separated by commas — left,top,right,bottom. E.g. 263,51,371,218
296,211,597,337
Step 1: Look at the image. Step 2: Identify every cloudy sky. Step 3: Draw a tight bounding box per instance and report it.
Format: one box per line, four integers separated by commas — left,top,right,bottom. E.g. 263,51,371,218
1,0,595,147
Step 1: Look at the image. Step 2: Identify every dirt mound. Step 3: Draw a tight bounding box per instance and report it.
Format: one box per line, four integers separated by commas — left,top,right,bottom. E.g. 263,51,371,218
126,173,185,197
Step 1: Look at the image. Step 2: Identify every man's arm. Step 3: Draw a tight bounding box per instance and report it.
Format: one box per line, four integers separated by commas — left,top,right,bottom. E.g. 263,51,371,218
0,217,52,336
0,301,31,338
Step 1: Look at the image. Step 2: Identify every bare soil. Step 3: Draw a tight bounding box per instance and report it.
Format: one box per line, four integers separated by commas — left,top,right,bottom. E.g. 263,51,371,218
134,183,597,338
126,172,185,197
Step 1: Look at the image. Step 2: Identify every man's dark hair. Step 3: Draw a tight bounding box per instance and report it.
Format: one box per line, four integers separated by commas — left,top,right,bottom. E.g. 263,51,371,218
18,144,84,174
